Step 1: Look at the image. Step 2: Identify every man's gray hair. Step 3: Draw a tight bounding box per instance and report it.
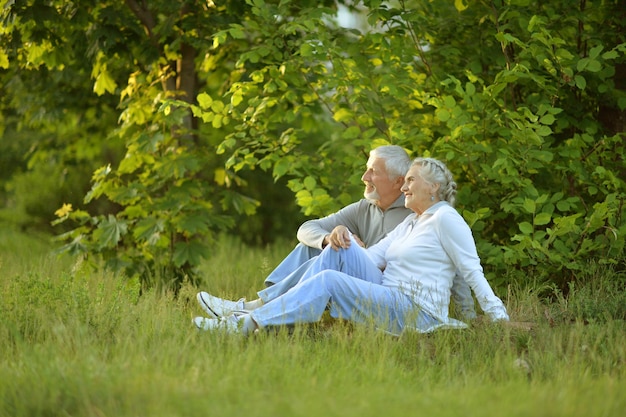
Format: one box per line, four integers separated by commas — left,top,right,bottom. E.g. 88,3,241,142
369,145,412,180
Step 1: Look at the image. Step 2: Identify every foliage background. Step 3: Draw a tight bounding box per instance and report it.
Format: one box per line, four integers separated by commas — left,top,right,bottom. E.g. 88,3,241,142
1,0,625,291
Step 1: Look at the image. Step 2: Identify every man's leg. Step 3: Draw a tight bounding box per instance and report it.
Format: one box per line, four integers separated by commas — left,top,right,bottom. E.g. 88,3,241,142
257,257,317,303
257,236,381,304
197,237,379,317
264,243,322,286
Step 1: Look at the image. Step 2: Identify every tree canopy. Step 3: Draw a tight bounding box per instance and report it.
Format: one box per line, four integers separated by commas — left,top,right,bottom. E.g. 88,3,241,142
2,0,625,291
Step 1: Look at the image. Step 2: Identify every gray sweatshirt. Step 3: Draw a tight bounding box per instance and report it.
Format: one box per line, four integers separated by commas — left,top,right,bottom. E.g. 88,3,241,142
296,195,412,250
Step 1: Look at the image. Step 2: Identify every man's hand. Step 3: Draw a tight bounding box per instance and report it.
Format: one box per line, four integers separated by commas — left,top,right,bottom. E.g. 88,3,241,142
324,226,353,251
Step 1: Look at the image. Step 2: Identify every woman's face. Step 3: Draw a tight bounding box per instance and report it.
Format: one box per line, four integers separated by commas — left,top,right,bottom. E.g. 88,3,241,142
401,165,438,214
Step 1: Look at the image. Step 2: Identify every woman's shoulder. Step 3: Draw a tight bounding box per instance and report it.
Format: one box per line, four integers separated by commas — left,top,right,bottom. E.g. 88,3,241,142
431,202,460,217
431,203,466,226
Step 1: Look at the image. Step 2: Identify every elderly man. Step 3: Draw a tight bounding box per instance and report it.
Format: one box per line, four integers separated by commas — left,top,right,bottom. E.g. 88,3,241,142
198,145,476,320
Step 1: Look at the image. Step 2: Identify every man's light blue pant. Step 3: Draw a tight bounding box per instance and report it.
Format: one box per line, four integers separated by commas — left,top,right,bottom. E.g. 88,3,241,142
250,241,439,335
259,243,322,302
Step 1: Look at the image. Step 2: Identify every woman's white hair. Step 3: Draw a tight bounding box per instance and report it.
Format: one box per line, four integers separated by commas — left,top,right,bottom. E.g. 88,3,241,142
411,157,457,207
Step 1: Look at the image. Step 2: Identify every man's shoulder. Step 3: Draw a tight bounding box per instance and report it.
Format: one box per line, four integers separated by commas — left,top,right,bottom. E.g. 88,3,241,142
346,198,375,210
347,198,411,214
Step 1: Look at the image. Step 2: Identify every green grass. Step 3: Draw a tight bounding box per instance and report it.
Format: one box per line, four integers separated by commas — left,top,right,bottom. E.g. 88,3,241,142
1,225,625,417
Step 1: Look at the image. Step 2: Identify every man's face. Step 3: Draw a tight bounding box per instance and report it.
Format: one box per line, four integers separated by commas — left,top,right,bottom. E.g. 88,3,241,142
360,157,400,204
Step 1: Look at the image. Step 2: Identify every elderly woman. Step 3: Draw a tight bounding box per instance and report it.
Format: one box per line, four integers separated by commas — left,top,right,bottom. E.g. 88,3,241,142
194,157,509,335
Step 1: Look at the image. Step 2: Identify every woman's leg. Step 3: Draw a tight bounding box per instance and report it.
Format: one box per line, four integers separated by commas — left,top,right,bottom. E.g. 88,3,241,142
251,270,415,335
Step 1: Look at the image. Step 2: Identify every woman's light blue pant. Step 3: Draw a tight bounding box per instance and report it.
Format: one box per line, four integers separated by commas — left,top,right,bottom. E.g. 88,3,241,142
250,240,438,335
261,242,476,320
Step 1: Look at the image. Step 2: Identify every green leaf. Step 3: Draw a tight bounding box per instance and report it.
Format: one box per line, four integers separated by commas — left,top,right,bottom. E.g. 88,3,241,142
443,96,456,108
122,205,148,219
133,217,164,245
555,48,574,60
0,50,8,69
173,240,208,267
519,222,533,235
300,43,314,57
212,114,223,128
273,158,291,179
295,189,313,208
118,153,145,174
536,125,552,136
229,25,246,39
465,82,476,95
575,75,586,90
213,31,228,48
211,100,225,113
177,214,210,235
523,198,536,214
454,0,468,12
231,90,243,106
539,114,555,125
333,108,352,122
602,50,619,59
159,153,200,179
93,68,117,96
588,45,603,59
586,59,602,72
436,108,450,122
534,212,552,226
198,93,213,109
58,235,88,256
95,215,128,248
303,176,317,190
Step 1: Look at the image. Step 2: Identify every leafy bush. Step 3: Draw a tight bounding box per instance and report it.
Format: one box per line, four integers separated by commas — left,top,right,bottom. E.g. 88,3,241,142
3,0,624,290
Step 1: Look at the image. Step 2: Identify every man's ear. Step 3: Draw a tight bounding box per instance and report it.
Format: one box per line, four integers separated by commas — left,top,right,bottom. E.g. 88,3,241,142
394,175,405,188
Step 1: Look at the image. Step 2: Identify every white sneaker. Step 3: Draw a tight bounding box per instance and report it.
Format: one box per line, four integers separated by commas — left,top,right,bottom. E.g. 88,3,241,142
197,291,246,318
193,315,243,333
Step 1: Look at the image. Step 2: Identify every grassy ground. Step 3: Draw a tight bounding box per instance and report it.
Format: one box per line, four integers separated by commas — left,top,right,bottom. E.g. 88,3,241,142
0,225,624,417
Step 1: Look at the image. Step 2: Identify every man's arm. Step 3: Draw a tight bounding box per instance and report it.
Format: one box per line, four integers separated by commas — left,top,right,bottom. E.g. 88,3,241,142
296,202,363,249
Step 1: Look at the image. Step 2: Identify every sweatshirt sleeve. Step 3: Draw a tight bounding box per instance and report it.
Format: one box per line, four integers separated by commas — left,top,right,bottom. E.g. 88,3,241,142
296,202,363,249
437,210,509,322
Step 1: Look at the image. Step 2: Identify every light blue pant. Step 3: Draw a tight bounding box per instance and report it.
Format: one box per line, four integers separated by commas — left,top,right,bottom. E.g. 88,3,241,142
260,244,477,321
250,242,439,335
259,243,322,302
263,243,321,286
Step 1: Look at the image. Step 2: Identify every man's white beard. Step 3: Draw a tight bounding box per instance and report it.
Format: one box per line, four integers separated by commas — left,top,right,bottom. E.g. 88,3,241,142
364,189,380,202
